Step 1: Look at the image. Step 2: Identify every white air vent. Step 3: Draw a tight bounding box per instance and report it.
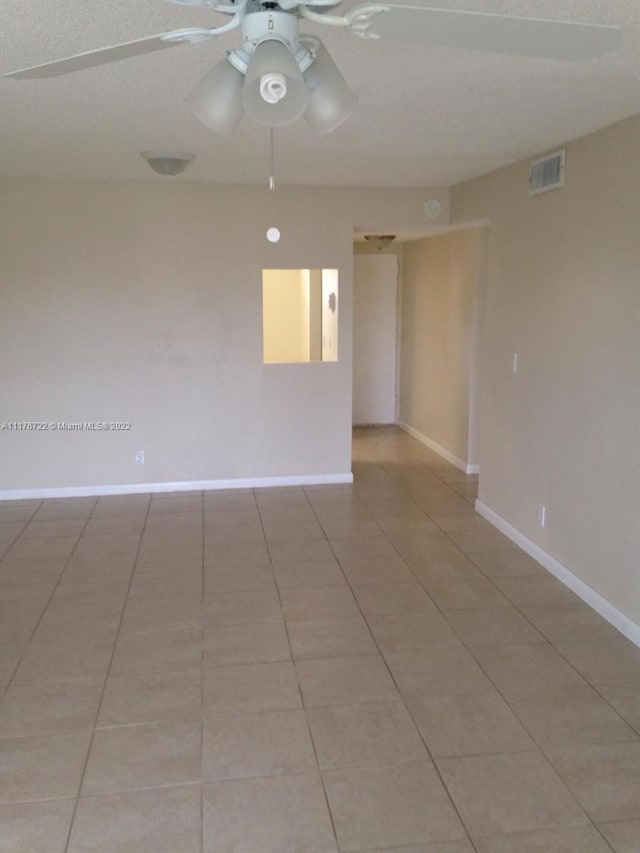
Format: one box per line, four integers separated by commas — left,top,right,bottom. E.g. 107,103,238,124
529,149,566,196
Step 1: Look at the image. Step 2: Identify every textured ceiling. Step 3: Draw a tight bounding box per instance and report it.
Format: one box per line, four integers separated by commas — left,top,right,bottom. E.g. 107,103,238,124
1,0,639,187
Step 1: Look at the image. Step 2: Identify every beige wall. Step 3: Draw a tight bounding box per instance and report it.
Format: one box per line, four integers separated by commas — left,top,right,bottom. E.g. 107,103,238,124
451,115,640,627
399,228,485,468
0,178,448,492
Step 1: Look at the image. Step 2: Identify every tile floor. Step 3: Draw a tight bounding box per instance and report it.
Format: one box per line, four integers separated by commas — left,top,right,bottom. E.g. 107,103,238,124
0,426,639,851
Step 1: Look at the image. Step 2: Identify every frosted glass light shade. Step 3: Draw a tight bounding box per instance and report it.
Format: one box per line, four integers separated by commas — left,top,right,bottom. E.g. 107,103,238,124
303,40,357,136
242,40,308,127
187,58,245,136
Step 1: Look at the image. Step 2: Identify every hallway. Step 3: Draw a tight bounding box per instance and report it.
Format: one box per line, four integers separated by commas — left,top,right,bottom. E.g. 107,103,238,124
0,427,639,851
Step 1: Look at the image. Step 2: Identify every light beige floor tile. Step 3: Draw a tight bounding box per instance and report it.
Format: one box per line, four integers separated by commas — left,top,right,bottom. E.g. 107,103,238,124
597,818,640,852
324,760,466,850
470,643,588,696
307,700,426,768
296,655,399,707
204,494,260,527
0,798,75,852
555,637,640,685
127,569,202,600
257,504,318,524
280,585,360,621
140,529,203,552
134,548,203,572
83,720,201,795
202,588,282,626
493,575,580,607
68,784,201,853
272,559,345,589
339,555,416,585
429,513,493,533
203,773,337,853
20,520,87,539
469,550,547,578
203,621,289,667
367,612,461,653
5,537,79,561
203,661,302,714
144,511,203,531
548,742,640,822
406,552,482,579
384,647,493,697
147,496,202,514
408,691,535,757
437,751,587,837
268,538,336,564
0,505,40,523
203,708,316,780
473,824,611,852
33,500,95,521
13,633,116,684
443,607,545,646
376,517,439,538
508,685,638,748
520,603,618,642
204,507,261,528
120,594,202,634
204,526,265,547
320,519,386,539
204,492,257,510
64,550,136,575
73,534,141,557
0,679,103,737
111,627,202,676
597,681,640,730
418,574,511,611
447,530,516,554
392,532,461,560
204,562,276,593
255,487,310,508
262,520,326,541
98,670,202,726
86,515,147,534
288,617,377,660
0,731,91,803
358,843,474,853
331,537,400,562
351,581,437,615
204,540,270,567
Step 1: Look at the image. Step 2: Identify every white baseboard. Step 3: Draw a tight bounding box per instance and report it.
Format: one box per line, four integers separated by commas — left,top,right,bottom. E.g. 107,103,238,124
398,422,478,475
0,472,354,501
476,499,640,649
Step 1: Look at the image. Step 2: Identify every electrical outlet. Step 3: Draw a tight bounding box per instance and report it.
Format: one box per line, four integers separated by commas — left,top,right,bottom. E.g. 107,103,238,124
537,505,546,528
135,450,145,465
512,353,519,374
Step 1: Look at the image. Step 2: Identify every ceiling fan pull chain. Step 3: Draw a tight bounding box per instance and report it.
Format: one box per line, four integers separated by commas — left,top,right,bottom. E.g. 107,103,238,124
269,127,276,191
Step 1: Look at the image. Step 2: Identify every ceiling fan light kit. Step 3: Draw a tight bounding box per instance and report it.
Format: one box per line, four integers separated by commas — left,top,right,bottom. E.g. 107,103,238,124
140,150,196,174
3,1,622,141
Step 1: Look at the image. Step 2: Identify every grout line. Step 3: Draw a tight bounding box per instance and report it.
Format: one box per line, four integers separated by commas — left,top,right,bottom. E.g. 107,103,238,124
304,485,477,852
62,494,153,853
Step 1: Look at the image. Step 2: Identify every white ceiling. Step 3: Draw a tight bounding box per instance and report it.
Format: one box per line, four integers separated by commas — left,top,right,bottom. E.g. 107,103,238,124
1,0,639,187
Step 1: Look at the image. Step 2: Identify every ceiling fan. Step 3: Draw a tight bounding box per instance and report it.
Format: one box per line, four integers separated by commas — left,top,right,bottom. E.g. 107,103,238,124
3,0,621,137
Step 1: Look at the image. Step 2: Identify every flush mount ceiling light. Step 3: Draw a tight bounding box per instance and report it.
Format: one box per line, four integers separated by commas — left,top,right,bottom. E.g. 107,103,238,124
4,1,622,138
141,150,195,175
364,234,396,250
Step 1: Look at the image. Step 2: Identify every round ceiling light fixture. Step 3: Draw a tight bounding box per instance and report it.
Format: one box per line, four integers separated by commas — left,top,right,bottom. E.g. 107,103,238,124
364,234,396,251
141,150,195,176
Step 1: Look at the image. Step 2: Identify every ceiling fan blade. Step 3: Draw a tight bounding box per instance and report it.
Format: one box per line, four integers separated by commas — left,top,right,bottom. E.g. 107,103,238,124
3,30,206,79
354,5,621,61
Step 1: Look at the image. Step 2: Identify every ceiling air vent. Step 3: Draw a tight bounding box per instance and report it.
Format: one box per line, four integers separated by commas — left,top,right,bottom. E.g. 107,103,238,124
529,148,566,196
